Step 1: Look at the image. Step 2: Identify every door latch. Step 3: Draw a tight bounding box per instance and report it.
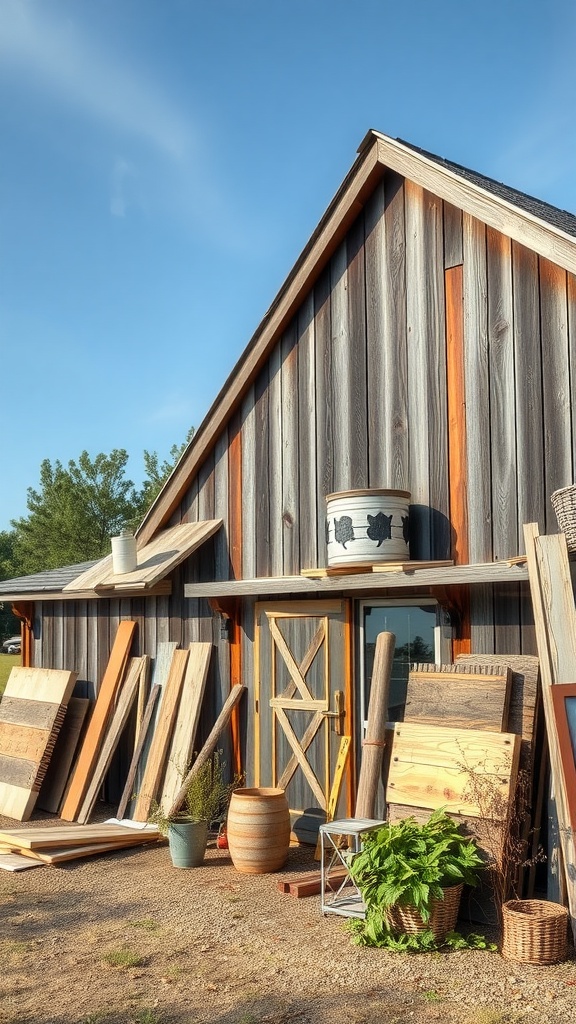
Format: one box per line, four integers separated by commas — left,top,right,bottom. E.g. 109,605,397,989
322,690,345,735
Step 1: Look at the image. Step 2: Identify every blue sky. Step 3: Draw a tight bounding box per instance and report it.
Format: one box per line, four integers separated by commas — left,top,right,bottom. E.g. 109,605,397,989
1,0,576,532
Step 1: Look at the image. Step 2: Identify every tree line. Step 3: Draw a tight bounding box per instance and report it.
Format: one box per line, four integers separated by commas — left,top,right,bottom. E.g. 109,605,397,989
0,428,194,584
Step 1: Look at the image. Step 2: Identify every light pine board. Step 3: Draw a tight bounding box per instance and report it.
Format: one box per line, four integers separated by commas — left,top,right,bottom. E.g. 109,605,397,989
60,620,136,821
0,823,160,850
404,663,512,732
455,654,540,782
116,683,160,821
37,697,91,814
386,721,521,818
76,657,147,824
0,837,160,864
132,648,190,821
0,667,77,821
127,641,178,819
159,642,211,812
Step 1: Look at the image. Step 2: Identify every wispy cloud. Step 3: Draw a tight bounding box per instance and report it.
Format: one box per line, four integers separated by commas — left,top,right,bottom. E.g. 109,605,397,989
110,158,136,218
0,0,194,160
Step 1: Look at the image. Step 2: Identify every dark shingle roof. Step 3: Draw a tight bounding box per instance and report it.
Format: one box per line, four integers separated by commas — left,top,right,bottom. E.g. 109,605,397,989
398,137,576,238
0,561,98,596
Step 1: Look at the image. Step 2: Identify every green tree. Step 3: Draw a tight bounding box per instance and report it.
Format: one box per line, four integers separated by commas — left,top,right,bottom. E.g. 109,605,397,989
8,429,195,576
138,426,195,514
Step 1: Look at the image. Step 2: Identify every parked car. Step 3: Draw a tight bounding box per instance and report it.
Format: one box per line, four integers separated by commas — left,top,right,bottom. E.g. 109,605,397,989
2,636,21,655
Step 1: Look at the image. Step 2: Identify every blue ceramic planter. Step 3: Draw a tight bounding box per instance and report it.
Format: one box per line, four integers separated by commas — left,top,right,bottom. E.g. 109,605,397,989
168,818,209,868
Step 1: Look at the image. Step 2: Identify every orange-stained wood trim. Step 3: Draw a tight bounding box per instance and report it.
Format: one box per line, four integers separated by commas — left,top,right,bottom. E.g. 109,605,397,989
445,265,469,565
11,602,33,668
445,266,471,656
228,412,243,776
343,599,355,817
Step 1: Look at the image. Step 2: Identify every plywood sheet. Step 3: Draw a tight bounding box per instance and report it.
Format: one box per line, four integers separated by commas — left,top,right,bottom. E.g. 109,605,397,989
0,667,77,821
386,721,521,818
405,663,512,732
63,520,222,592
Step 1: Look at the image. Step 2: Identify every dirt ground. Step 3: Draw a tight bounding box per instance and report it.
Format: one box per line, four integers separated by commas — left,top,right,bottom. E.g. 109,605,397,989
1,809,575,1024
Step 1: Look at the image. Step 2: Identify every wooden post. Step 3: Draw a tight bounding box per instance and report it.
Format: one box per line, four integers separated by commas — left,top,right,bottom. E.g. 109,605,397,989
354,631,394,820
167,684,246,819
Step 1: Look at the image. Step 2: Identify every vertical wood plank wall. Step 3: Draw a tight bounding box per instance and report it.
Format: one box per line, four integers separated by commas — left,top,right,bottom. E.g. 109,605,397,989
34,171,576,697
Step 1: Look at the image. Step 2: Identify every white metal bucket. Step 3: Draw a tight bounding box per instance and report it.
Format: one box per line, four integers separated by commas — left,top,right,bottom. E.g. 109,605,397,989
325,489,410,566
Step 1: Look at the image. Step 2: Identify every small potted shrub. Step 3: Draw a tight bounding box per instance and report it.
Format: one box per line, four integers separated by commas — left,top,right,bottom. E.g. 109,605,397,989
348,809,485,951
150,750,235,868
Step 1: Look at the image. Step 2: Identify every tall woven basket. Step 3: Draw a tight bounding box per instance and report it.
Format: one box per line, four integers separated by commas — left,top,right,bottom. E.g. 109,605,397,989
386,884,463,943
502,900,568,965
551,485,576,551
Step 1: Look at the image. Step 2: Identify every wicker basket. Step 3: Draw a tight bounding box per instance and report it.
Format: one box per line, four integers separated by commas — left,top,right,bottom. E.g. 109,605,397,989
385,884,463,942
551,485,576,551
502,899,568,965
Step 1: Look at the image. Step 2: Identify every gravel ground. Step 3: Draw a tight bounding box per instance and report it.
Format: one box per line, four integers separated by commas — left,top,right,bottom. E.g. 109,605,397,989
0,811,575,1024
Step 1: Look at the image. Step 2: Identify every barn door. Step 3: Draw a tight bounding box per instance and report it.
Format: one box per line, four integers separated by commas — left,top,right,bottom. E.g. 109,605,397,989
255,600,351,820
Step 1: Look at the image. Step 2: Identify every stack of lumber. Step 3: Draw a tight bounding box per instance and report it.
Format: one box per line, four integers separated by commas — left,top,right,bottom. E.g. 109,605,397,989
0,614,248,870
387,663,523,838
0,822,161,865
384,661,534,924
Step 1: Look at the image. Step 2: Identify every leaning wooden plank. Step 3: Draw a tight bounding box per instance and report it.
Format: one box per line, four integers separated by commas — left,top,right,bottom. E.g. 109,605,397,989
116,684,161,821
36,698,91,814
76,657,147,824
60,620,137,822
132,648,190,821
455,655,540,779
0,823,160,849
167,685,246,819
0,668,77,821
405,664,512,732
386,721,521,818
355,631,394,819
159,643,212,812
523,523,576,937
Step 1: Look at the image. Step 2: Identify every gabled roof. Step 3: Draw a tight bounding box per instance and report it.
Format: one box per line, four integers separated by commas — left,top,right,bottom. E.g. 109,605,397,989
137,129,576,547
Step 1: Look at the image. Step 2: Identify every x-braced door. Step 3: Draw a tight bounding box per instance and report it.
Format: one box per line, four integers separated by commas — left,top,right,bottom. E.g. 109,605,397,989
255,600,351,818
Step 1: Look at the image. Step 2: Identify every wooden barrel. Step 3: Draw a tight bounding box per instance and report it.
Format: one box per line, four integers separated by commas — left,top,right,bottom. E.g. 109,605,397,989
227,787,291,874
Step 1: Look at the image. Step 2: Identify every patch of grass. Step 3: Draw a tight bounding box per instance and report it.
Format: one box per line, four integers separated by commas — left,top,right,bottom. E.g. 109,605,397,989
0,940,30,955
0,656,20,697
133,1011,162,1024
130,918,161,933
423,989,441,1002
102,947,144,969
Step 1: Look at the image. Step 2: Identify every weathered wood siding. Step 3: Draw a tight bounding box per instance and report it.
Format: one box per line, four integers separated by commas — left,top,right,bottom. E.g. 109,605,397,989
30,167,576,766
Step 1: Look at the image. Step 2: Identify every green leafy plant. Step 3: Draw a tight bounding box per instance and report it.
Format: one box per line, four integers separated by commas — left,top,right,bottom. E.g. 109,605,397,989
347,808,485,951
149,750,240,836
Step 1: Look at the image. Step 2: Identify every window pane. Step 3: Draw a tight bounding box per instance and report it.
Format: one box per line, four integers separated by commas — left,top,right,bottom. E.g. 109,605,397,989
364,605,436,721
